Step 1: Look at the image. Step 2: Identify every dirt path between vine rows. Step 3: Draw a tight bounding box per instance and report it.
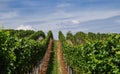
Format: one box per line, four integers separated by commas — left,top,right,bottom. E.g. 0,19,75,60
39,38,53,74
57,41,68,74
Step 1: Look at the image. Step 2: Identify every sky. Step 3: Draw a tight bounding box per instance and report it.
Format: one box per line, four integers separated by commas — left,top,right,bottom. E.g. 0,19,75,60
0,0,120,39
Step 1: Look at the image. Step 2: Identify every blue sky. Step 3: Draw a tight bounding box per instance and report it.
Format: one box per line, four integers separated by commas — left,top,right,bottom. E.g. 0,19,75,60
0,0,120,39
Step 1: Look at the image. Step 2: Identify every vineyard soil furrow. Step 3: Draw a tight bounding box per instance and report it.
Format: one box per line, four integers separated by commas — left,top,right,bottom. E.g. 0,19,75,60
57,41,68,74
46,40,68,74
39,38,53,74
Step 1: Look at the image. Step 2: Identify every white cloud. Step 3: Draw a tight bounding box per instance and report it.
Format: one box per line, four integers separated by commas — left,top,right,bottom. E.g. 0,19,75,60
0,3,7,8
71,20,80,24
52,10,73,18
16,25,34,30
0,11,19,19
3,9,120,29
48,10,120,24
74,10,120,22
0,0,15,2
21,0,40,7
0,0,15,9
3,10,120,33
56,3,71,8
115,20,120,24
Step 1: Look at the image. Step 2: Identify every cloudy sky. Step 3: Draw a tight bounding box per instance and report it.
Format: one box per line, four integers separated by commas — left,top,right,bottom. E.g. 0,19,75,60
0,0,120,39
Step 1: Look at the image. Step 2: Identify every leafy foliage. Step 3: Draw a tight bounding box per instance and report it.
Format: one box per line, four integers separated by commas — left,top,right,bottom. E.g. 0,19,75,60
29,30,45,40
0,30,53,74
59,31,120,74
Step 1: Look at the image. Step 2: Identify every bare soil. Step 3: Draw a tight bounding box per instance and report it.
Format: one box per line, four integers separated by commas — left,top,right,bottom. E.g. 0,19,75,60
39,38,53,74
57,41,68,74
